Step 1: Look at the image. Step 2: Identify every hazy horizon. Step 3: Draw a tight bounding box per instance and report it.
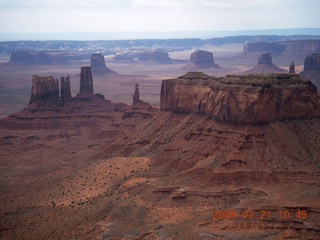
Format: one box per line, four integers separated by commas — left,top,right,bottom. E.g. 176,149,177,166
1,0,319,39
1,28,320,41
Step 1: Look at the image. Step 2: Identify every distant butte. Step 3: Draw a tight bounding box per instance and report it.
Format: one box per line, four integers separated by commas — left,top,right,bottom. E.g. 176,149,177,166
300,53,320,91
90,53,116,75
245,52,287,74
183,50,221,71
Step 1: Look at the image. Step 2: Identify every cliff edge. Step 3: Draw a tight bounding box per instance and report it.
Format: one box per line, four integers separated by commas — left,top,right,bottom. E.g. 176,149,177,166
161,72,320,124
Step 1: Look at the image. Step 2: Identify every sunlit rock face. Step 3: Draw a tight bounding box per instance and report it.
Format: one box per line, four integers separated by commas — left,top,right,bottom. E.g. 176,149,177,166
161,72,320,124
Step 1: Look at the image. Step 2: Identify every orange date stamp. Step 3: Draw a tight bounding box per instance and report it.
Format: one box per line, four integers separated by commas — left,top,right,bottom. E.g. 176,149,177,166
212,209,308,221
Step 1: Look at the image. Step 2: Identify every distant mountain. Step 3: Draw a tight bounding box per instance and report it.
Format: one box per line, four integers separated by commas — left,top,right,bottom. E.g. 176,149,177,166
0,28,320,41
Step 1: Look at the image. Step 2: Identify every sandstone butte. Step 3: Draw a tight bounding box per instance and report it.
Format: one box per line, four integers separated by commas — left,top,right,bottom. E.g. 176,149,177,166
90,53,115,75
161,72,320,124
183,50,221,71
245,52,287,74
300,53,320,84
0,70,319,239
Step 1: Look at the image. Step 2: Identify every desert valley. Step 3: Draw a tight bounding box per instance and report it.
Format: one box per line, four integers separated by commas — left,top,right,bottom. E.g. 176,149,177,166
0,34,320,239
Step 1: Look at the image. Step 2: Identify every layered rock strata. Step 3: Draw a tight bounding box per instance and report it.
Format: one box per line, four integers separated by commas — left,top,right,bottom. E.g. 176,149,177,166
160,72,320,124
79,66,93,94
90,53,115,74
183,50,220,70
29,75,60,104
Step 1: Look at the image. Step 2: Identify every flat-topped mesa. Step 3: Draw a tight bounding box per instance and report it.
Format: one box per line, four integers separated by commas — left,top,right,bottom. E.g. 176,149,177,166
90,53,115,74
192,50,220,68
29,75,59,104
79,66,93,94
160,72,320,124
60,76,71,101
138,50,172,64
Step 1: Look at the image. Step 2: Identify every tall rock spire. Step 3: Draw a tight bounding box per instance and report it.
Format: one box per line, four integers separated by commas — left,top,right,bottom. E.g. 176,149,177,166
133,83,140,105
79,66,93,94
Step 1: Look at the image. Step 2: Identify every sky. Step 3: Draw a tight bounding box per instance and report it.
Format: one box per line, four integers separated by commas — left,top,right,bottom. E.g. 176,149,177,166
0,0,319,34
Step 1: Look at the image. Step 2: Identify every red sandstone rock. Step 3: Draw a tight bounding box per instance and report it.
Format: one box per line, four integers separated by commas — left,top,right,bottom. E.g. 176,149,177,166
160,72,320,124
132,83,140,105
29,75,59,104
183,50,220,70
79,66,93,94
60,76,71,101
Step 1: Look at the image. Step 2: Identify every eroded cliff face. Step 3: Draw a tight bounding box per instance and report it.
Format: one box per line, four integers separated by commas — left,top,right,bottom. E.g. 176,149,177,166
161,72,320,124
29,75,60,104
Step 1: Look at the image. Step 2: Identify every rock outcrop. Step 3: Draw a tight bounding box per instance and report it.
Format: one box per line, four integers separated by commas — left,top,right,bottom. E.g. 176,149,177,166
241,40,320,64
245,52,287,73
300,53,320,91
160,72,320,124
7,51,89,65
60,76,71,101
79,66,93,94
258,52,273,65
29,75,60,104
302,53,320,71
113,52,135,62
138,50,172,64
133,83,140,105
90,53,115,75
289,61,295,73
183,50,220,71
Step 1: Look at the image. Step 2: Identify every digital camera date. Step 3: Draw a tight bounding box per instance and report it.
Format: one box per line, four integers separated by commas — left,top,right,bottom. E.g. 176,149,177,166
212,209,308,220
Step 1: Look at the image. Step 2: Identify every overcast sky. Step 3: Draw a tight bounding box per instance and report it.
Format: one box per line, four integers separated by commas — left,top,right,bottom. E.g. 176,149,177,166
0,0,319,33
